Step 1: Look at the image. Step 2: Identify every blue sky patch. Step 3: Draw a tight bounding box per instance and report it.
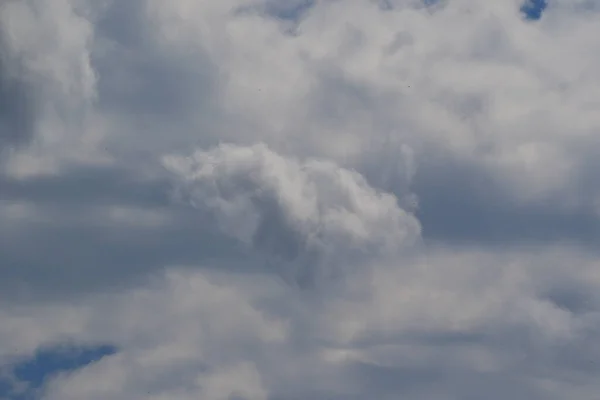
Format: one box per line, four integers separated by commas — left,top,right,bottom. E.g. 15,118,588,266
521,0,548,20
0,344,117,400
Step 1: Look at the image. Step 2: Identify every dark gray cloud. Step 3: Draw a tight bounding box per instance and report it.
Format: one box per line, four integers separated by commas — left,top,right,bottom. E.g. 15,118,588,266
0,208,249,302
412,150,600,247
0,33,36,154
0,164,254,302
0,166,169,207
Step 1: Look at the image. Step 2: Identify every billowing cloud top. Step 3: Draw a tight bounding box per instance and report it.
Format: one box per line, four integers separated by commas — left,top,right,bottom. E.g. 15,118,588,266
163,143,420,288
2,0,600,399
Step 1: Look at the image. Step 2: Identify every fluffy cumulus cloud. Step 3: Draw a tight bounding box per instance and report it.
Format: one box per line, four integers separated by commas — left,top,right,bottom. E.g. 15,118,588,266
163,143,420,288
2,0,600,399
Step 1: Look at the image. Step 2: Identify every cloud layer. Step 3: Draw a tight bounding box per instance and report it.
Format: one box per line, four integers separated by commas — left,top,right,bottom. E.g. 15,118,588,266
2,0,600,399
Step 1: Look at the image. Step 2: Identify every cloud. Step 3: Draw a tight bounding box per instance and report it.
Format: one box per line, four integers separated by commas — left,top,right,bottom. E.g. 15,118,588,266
163,143,420,288
3,246,600,399
0,44,35,154
0,0,99,177
1,270,286,400
2,0,600,399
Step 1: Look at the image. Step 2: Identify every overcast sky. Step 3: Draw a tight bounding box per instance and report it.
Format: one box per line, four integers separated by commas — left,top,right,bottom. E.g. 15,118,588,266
2,0,600,399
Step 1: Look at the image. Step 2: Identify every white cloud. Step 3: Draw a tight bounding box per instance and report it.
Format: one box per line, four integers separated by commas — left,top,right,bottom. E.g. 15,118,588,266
3,0,600,399
163,143,420,288
1,270,285,400
3,245,600,399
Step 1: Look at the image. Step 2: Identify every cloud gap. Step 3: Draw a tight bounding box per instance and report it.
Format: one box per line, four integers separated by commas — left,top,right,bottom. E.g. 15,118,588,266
0,344,117,399
521,0,548,20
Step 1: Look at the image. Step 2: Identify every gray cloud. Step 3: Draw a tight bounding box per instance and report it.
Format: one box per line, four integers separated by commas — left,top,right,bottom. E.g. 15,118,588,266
412,150,600,247
0,16,37,156
0,55,36,153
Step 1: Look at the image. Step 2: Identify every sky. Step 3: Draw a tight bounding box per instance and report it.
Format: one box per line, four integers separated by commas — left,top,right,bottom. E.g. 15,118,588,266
1,0,600,399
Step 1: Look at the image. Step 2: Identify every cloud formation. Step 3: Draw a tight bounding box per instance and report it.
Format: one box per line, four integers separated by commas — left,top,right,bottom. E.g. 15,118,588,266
164,143,420,288
2,0,600,399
